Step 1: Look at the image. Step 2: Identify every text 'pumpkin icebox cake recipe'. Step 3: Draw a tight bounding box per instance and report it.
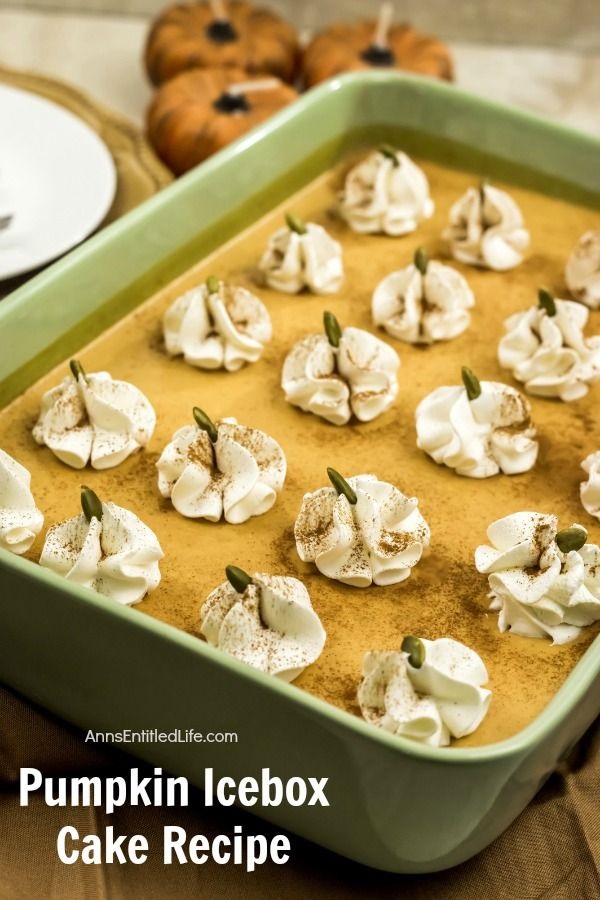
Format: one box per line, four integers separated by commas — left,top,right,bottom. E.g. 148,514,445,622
1,146,600,749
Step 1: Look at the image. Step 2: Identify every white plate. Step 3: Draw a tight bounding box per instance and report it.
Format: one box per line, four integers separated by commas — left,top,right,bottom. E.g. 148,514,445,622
0,84,117,280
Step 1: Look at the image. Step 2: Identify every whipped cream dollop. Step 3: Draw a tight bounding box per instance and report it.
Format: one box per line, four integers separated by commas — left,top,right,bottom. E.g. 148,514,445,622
358,637,491,746
200,571,326,682
443,183,530,270
581,452,600,521
0,448,44,555
33,363,156,470
475,512,600,644
163,279,272,371
157,416,286,524
282,322,400,426
295,472,430,587
498,294,600,401
258,216,343,295
338,147,434,236
416,374,538,478
39,499,163,605
565,230,600,310
372,252,475,344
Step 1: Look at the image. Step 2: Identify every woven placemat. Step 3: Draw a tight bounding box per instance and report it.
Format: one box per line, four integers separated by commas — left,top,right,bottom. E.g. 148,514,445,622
0,64,172,297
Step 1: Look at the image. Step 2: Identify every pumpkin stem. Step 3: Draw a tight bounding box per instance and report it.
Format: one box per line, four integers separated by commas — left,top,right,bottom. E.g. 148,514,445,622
209,0,228,20
206,0,238,43
81,485,103,523
373,1,394,48
401,635,425,669
193,406,219,444
461,366,482,401
361,3,395,66
327,468,358,505
226,78,280,97
538,288,557,317
215,79,280,114
225,565,253,593
285,213,307,235
555,525,587,553
414,247,429,275
206,275,220,294
69,359,88,384
323,311,342,348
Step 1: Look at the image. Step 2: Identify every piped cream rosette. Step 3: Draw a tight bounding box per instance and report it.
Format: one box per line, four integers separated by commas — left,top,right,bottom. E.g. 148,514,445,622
39,486,163,605
0,448,44,555
415,367,538,478
475,513,600,645
163,275,272,371
565,230,600,310
282,312,400,426
338,144,434,236
200,565,326,682
156,408,286,524
33,360,156,470
258,213,343,295
581,452,600,521
295,468,430,588
498,289,600,401
358,635,491,747
372,247,475,344
443,182,529,271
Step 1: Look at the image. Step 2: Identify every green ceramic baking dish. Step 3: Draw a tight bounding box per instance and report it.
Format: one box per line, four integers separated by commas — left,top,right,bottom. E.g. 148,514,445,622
1,72,599,873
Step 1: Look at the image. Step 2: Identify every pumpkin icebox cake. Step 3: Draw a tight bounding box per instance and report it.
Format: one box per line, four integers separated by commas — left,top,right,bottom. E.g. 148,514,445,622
2,150,600,749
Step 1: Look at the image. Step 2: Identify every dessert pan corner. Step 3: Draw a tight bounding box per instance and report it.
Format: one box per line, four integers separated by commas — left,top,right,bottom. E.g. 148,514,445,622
1,72,600,872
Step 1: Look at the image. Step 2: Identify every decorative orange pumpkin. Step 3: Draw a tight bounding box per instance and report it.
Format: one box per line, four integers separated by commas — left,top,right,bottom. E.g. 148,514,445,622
146,67,298,174
302,2,453,88
145,0,299,87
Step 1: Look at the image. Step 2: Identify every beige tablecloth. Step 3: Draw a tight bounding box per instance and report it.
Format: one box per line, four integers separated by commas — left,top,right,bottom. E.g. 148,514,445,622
1,683,599,899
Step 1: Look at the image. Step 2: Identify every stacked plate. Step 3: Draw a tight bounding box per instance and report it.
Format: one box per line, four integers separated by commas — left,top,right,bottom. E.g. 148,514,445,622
0,84,116,280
